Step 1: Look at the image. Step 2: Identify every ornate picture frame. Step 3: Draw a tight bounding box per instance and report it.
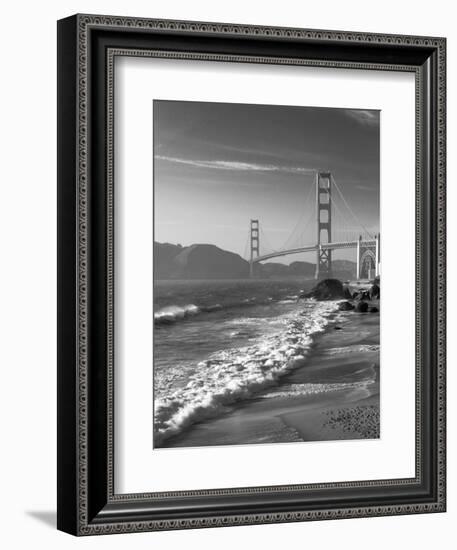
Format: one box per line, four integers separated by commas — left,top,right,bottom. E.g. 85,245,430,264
57,14,446,535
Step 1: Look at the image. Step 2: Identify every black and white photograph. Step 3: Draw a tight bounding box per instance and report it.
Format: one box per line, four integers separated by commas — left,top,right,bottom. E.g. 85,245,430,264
153,100,381,449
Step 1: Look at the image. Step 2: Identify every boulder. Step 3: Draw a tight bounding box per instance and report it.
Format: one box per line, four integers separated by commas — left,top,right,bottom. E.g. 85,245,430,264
368,306,379,313
355,301,369,313
355,290,371,301
369,283,380,300
304,279,346,301
338,301,355,311
343,286,353,299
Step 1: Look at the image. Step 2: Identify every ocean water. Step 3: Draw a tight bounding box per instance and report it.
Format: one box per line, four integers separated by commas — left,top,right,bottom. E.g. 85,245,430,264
153,278,343,446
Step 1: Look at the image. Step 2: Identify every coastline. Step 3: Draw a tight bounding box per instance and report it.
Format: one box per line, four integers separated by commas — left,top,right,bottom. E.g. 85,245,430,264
157,299,380,448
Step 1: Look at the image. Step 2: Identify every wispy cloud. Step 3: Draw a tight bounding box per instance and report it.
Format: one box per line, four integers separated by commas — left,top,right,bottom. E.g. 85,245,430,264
346,109,379,126
155,155,317,175
156,138,329,168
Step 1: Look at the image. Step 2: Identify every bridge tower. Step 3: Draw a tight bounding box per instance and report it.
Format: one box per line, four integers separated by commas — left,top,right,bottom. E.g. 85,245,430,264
315,172,333,279
249,219,260,277
356,233,380,280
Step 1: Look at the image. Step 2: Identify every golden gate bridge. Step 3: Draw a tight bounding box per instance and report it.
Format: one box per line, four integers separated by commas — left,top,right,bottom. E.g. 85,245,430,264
244,172,380,280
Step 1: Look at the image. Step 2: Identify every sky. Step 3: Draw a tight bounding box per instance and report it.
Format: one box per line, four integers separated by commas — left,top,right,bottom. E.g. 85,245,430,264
153,100,380,263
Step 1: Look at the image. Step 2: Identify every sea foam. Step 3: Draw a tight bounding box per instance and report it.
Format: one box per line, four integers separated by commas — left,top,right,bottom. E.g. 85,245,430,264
260,379,376,399
154,304,200,324
153,300,339,445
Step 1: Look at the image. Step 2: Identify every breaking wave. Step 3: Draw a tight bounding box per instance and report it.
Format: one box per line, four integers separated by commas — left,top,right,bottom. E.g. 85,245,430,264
154,304,201,325
153,300,340,445
154,296,281,325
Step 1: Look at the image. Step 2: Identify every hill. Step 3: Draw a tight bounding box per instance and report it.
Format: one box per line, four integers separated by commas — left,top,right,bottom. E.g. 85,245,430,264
154,242,249,279
154,241,357,280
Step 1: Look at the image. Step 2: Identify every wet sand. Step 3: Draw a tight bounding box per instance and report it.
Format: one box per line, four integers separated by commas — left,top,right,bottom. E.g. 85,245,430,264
161,303,380,448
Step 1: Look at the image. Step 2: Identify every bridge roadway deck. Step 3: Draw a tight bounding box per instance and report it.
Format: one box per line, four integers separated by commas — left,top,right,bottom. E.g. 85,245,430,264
253,239,376,263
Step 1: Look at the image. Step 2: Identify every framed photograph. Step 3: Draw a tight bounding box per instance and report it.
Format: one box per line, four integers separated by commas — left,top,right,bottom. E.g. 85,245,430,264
57,14,446,535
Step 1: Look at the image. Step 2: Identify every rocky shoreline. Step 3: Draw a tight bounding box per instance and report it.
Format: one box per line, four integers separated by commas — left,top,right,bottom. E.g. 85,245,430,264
292,277,381,440
301,277,380,314
159,279,380,447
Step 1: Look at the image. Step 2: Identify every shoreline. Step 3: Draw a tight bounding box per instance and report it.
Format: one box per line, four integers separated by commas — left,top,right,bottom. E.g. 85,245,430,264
156,300,380,449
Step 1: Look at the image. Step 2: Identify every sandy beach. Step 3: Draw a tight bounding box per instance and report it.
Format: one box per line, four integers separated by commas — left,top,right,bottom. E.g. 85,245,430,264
158,300,380,448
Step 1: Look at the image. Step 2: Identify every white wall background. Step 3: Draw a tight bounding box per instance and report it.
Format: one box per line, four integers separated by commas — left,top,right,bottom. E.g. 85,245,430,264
0,0,454,548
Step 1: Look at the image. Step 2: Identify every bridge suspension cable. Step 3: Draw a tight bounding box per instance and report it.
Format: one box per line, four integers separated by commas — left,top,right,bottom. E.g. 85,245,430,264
247,170,379,280
331,190,359,242
259,227,278,255
278,181,315,251
331,175,374,239
242,228,251,260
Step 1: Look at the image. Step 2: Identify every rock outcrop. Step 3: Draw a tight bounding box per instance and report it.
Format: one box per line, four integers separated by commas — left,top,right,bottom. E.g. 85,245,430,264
338,301,355,311
354,301,369,313
369,283,380,300
303,279,346,301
